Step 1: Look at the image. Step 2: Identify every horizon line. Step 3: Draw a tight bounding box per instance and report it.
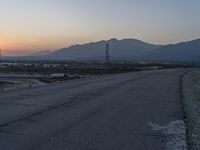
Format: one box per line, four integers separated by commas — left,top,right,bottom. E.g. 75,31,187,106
2,37,200,56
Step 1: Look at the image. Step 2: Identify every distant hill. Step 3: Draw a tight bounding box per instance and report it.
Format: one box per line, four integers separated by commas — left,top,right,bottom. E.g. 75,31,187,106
45,38,160,61
28,50,51,56
3,50,51,61
5,38,200,63
142,39,200,62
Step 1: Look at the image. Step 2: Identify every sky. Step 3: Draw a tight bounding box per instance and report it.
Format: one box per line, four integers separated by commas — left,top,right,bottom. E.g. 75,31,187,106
0,0,200,55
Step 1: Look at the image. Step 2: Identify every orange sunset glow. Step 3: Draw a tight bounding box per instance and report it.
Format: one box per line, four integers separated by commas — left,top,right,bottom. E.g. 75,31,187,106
1,0,200,56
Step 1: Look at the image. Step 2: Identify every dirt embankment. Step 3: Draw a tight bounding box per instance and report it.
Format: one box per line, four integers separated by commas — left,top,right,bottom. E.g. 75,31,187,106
182,70,200,150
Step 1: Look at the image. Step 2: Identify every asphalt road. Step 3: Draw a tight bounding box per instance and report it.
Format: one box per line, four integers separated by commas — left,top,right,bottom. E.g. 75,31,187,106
0,69,187,150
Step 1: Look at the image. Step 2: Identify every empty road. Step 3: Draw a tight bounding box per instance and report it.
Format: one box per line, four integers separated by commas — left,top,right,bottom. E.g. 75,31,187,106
0,69,187,150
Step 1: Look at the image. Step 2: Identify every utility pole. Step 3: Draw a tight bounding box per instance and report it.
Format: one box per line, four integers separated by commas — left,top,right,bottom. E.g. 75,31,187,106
106,43,110,63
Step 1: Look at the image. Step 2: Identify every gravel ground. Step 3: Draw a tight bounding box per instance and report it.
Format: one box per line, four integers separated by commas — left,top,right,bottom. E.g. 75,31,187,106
0,73,45,91
0,78,45,91
182,70,200,150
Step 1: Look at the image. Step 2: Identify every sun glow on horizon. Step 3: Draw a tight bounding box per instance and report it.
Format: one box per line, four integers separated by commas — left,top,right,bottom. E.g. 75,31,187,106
1,0,200,56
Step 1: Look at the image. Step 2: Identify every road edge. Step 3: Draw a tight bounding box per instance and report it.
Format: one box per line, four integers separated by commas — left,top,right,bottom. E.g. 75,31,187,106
180,69,200,150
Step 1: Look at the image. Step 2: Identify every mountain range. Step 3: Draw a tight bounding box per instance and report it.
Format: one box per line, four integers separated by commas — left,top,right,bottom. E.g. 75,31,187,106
142,39,200,62
6,38,200,63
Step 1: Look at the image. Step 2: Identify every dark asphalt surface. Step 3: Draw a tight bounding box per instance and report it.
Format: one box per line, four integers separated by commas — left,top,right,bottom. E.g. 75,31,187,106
0,69,186,150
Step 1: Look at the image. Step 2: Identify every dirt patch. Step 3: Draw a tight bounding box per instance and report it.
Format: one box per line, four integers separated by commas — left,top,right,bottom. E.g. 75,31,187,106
0,81,16,87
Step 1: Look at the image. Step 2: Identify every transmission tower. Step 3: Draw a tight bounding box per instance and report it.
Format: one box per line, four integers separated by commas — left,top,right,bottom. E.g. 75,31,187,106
106,43,110,63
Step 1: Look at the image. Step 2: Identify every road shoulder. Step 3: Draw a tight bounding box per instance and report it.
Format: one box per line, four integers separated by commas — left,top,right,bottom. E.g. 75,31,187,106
182,70,200,150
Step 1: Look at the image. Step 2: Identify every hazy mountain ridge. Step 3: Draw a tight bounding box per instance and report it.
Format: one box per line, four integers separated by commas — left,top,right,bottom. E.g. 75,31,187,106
5,38,200,63
45,38,160,60
28,50,51,56
142,39,200,62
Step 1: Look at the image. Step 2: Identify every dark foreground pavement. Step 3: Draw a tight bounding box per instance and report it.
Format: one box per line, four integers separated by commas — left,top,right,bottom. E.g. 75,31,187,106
0,69,187,150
